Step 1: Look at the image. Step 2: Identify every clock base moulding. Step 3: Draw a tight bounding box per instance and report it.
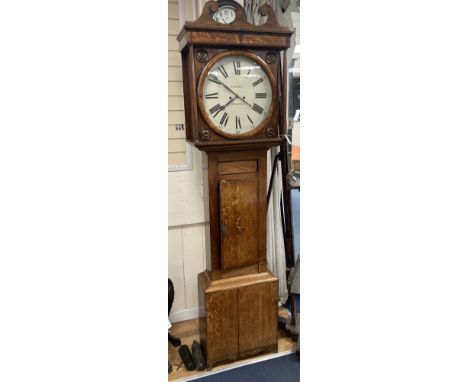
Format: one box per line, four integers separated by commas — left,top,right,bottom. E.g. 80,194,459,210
193,137,283,152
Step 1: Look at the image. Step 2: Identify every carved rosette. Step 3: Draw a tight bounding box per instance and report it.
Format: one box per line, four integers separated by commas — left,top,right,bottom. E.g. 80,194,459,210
264,127,275,137
265,52,276,65
200,129,211,140
196,49,209,63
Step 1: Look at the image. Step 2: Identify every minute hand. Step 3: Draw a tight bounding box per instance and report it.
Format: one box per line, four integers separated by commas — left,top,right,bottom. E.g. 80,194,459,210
216,80,253,108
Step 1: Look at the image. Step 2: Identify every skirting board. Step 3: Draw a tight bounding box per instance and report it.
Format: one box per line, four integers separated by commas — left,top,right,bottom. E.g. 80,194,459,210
169,306,204,323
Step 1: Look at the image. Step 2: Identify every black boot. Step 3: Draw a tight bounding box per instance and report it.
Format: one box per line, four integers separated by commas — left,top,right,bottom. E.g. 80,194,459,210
169,332,181,347
178,344,196,371
191,340,206,371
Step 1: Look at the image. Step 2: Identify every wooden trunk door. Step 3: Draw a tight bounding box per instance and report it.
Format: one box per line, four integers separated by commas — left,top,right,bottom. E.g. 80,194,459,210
219,178,259,270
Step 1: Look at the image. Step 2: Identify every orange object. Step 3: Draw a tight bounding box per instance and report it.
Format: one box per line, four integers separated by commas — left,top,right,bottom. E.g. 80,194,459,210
292,145,300,161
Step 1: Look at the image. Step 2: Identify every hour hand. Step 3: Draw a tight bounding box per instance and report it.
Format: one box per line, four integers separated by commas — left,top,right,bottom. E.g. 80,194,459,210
219,82,252,107
208,75,252,108
223,93,252,109
207,96,237,118
221,95,238,109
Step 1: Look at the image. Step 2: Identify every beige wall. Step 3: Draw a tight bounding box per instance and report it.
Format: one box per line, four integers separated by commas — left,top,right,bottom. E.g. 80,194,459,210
168,0,187,167
168,0,210,323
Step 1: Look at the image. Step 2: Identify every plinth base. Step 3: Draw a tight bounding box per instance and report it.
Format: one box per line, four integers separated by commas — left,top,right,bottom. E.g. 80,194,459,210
198,270,279,369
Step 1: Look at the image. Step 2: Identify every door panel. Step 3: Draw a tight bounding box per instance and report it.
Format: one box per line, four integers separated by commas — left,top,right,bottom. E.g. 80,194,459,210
205,289,238,360
219,178,259,270
238,281,277,352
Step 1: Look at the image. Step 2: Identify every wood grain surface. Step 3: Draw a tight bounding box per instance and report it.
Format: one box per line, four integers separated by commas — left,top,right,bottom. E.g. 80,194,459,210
206,150,267,279
238,281,278,352
197,270,279,369
220,178,258,270
205,289,238,362
218,160,257,175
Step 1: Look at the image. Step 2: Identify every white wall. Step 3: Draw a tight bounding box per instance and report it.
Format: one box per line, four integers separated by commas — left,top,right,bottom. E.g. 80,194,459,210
168,149,210,323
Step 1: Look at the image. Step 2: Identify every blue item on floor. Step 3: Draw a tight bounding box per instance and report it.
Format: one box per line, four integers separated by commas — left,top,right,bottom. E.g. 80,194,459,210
196,353,299,382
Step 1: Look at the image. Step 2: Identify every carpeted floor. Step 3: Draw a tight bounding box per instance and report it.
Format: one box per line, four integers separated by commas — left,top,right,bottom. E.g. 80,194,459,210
194,353,300,382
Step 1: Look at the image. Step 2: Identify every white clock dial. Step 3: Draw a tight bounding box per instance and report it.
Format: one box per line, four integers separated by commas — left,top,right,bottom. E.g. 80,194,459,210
201,55,273,136
213,6,236,24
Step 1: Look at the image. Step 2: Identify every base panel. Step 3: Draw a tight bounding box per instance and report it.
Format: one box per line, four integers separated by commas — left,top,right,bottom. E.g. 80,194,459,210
198,270,279,369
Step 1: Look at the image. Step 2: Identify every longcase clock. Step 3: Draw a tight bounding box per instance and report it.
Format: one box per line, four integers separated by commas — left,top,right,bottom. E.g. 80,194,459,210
177,0,293,369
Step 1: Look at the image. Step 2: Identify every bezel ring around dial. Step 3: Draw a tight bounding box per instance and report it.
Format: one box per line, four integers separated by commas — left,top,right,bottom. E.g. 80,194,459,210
197,50,277,139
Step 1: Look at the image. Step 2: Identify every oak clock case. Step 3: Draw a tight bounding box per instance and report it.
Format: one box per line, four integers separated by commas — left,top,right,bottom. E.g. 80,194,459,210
178,2,290,151
177,0,293,370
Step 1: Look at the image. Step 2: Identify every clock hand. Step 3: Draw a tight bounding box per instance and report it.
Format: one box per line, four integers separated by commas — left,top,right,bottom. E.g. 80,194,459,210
215,79,253,108
208,96,237,118
213,78,240,97
220,96,238,109
207,75,254,108
238,96,252,108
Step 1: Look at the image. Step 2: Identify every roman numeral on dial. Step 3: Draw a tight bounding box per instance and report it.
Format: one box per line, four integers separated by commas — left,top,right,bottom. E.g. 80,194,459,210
255,93,267,98
247,115,253,125
252,78,264,87
233,61,241,75
209,103,223,117
220,112,229,127
247,63,258,76
218,65,228,78
205,92,218,99
235,116,242,131
252,103,264,114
